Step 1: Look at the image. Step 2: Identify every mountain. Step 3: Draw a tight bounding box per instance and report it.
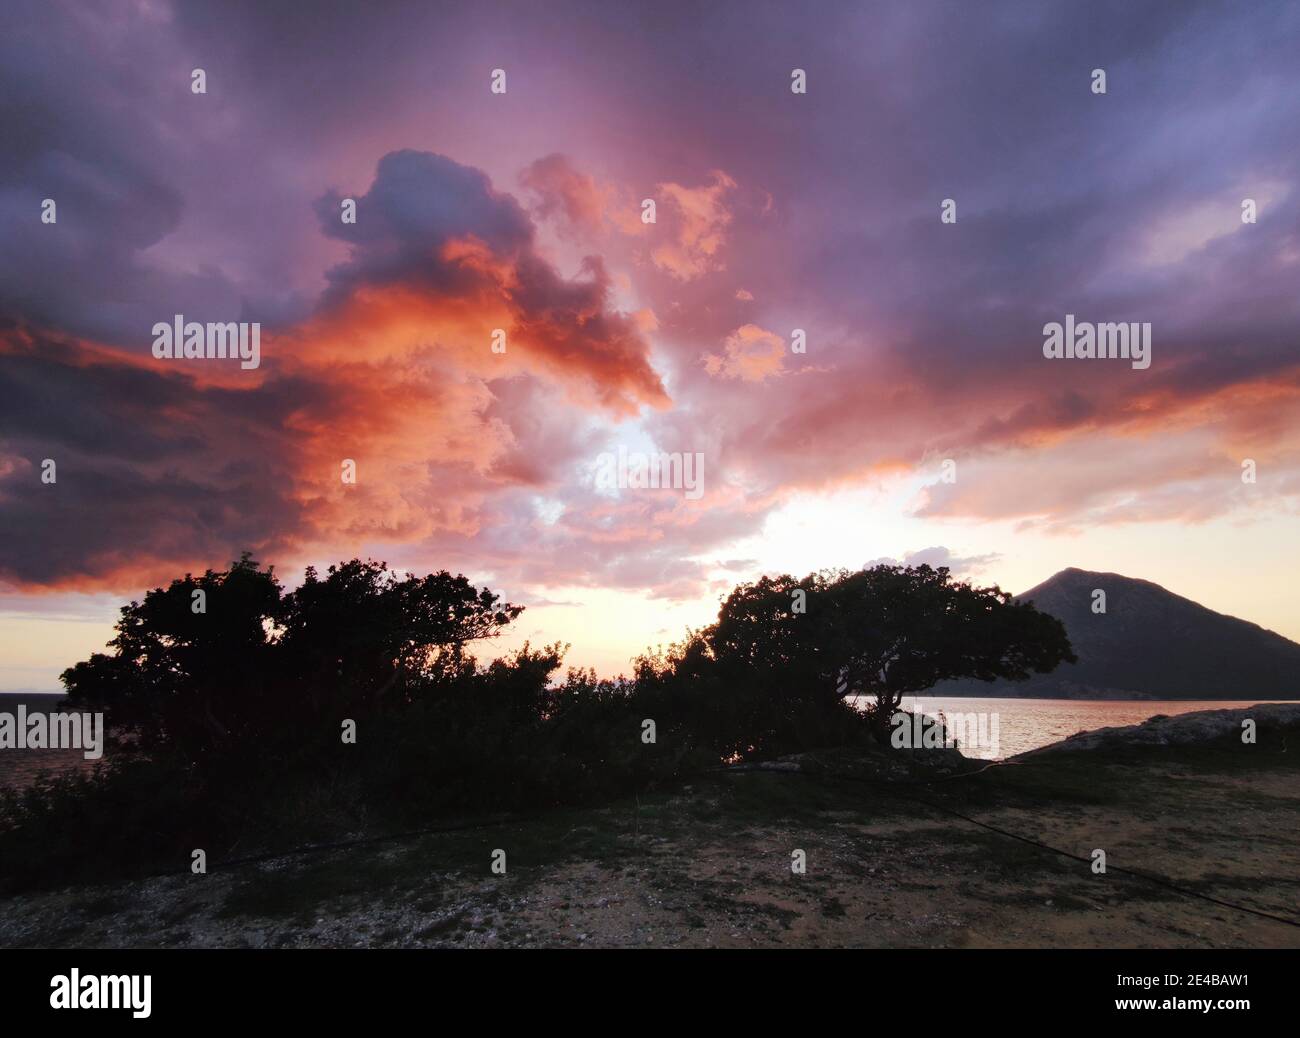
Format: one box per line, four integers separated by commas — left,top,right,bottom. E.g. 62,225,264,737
930,568,1300,699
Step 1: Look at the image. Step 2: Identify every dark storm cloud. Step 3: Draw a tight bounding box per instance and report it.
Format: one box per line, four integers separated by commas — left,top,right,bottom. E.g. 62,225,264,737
305,148,668,413
313,150,533,299
0,328,323,587
0,1,301,347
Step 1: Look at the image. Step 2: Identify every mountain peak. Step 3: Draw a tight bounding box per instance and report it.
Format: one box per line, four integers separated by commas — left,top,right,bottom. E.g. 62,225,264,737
935,568,1300,699
1028,567,1167,593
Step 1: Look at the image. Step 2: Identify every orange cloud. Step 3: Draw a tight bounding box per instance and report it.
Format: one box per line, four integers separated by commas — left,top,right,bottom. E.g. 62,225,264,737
0,153,679,591
650,170,737,280
703,323,787,382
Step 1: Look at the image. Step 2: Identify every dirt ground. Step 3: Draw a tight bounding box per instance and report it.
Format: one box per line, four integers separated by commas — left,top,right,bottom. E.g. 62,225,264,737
1,733,1297,949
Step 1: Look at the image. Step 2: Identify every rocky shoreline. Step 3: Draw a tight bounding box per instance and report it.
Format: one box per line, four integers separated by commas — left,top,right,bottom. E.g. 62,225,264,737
1020,702,1300,755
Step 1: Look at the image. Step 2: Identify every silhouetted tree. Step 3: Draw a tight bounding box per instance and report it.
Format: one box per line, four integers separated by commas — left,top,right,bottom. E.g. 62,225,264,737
276,559,523,715
699,565,1076,739
60,554,282,762
61,555,522,766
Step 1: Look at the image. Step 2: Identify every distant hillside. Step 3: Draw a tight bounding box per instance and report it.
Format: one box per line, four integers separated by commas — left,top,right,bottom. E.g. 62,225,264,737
931,568,1300,699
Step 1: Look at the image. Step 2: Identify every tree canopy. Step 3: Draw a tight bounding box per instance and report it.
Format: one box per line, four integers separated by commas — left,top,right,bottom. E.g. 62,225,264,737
698,564,1076,734
61,554,522,761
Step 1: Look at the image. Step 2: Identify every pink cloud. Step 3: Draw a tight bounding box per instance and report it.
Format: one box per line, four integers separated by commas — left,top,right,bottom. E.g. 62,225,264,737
703,324,788,382
650,171,737,280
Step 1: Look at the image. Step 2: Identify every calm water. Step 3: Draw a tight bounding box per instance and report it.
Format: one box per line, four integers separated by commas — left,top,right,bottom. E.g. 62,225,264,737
0,694,102,792
2,694,1296,790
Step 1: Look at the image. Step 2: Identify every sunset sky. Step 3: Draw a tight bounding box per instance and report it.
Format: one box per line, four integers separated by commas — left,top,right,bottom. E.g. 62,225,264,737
3,0,1300,690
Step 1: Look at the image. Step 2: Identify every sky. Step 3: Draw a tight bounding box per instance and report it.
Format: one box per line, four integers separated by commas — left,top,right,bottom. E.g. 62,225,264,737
2,0,1299,689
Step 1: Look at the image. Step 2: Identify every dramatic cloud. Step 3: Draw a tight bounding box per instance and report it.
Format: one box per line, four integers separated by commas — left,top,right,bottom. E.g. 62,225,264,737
0,149,675,590
3,0,1300,669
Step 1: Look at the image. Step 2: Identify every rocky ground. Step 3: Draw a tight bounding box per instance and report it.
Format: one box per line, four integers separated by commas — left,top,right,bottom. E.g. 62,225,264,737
1,705,1297,948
